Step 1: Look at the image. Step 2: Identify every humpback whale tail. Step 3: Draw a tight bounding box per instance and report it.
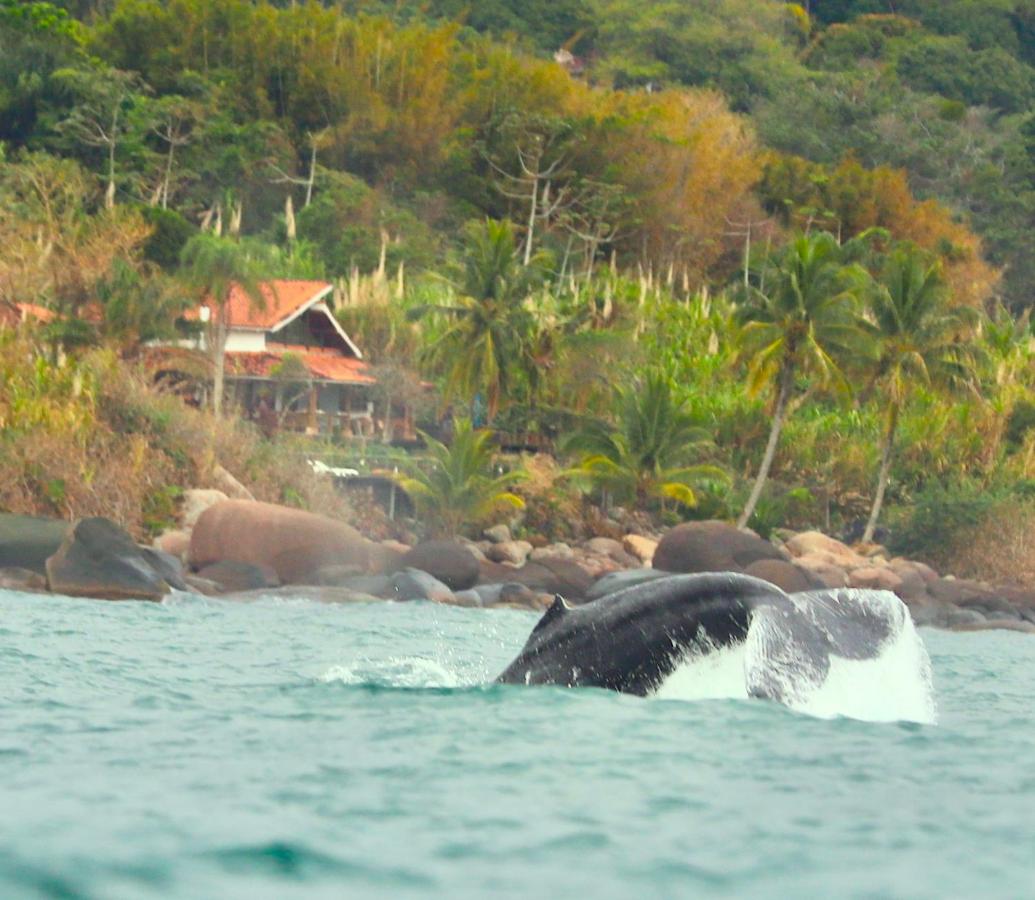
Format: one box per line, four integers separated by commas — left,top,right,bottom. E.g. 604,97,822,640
662,587,936,723
498,574,936,724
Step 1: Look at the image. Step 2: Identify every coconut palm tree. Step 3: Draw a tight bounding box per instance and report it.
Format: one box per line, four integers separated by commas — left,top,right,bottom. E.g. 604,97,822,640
564,370,727,508
735,231,869,529
396,418,526,537
410,219,543,419
178,233,268,416
860,244,981,542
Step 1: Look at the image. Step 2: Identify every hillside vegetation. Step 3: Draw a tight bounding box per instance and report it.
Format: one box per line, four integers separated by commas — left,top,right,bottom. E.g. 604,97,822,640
2,0,1035,577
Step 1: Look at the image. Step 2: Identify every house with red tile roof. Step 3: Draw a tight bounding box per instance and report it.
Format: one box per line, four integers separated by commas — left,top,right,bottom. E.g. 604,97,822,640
175,280,415,439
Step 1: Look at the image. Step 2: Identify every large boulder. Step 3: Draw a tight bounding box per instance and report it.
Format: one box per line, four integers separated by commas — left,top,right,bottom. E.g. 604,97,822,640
622,534,658,566
652,521,784,574
46,518,172,601
472,582,542,609
848,566,904,593
487,540,533,566
784,531,867,569
188,500,372,585
396,540,480,590
584,537,625,558
886,560,931,602
388,568,455,604
0,514,69,575
793,553,850,589
154,529,191,560
180,489,229,530
744,558,825,593
506,555,595,602
197,560,279,593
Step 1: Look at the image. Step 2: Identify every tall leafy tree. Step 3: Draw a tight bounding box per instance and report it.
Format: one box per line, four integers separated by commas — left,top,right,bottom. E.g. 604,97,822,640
735,231,868,529
411,219,543,418
860,244,981,542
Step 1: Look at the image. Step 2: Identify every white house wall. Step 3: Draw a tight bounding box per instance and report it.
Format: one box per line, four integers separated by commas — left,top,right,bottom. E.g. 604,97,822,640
225,331,267,352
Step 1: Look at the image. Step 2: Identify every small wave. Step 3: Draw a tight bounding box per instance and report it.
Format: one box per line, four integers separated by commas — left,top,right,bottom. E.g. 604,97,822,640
318,656,464,689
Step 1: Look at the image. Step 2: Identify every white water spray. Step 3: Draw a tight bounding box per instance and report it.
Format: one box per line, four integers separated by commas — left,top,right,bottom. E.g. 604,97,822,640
653,589,936,724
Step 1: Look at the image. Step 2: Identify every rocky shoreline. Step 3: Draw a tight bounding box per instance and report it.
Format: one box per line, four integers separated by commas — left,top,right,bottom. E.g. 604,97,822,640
2,493,1034,634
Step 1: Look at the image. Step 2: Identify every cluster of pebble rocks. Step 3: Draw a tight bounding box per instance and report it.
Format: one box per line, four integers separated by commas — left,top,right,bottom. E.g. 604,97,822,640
1,491,1033,633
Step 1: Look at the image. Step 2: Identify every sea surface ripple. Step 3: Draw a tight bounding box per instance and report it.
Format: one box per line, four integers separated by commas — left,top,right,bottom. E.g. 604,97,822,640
2,588,1034,899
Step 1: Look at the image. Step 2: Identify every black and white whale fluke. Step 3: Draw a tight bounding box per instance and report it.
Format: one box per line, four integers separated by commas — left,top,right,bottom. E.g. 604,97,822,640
497,573,936,722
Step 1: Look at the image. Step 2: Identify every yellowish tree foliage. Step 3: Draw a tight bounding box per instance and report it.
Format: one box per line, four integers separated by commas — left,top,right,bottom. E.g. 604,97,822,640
760,153,998,306
0,153,151,311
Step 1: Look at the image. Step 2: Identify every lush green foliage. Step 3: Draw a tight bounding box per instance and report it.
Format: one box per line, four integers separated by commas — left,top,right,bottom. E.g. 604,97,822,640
396,419,526,537
564,371,727,508
4,0,1035,578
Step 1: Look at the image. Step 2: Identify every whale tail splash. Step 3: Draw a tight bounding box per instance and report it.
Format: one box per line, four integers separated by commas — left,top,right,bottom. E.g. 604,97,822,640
498,574,936,724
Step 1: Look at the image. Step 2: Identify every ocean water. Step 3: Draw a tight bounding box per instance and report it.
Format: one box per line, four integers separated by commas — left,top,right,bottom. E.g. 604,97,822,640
1,589,1033,899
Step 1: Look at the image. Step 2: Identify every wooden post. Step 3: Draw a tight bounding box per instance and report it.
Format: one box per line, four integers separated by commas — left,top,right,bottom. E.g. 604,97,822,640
306,386,318,435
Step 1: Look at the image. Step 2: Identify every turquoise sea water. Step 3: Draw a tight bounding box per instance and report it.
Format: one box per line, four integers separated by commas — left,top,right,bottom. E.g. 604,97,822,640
2,588,1034,899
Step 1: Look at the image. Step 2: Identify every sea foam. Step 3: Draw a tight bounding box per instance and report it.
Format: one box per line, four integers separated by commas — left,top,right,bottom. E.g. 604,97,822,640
653,589,936,724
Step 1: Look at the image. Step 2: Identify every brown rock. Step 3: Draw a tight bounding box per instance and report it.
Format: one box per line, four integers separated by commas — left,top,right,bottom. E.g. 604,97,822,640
853,542,890,559
367,542,405,575
784,531,867,568
744,559,826,593
848,566,904,592
529,543,575,561
487,540,533,566
886,560,931,601
188,500,372,585
154,529,191,560
584,537,625,557
180,489,229,530
652,521,784,574
395,540,480,590
507,555,595,602
622,534,658,565
197,560,279,592
892,558,939,584
928,577,994,607
380,539,412,556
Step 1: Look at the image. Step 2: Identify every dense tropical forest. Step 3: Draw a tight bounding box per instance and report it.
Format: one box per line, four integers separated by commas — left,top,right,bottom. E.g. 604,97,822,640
2,0,1035,580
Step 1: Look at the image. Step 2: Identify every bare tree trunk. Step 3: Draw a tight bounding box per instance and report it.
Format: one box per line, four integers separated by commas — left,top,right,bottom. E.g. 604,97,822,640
737,363,793,530
862,403,899,543
523,168,539,266
304,142,316,207
105,139,117,209
160,143,175,209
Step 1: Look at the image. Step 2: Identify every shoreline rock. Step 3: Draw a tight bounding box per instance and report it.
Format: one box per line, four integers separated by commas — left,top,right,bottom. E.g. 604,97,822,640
1,501,1032,633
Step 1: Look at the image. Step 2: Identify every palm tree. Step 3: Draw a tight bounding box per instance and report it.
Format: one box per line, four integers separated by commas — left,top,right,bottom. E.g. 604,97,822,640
178,233,268,416
735,231,868,529
410,219,543,419
564,370,727,508
396,418,526,537
860,245,981,542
